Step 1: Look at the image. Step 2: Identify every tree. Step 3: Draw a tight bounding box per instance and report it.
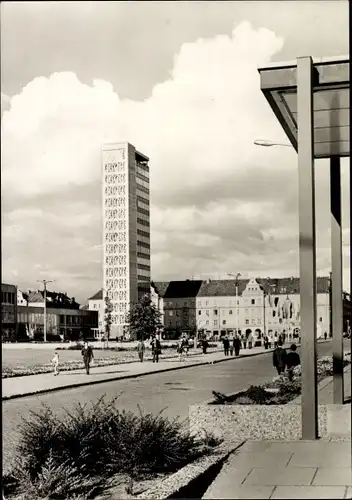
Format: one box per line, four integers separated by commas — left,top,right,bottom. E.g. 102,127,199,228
104,294,113,347
125,294,163,341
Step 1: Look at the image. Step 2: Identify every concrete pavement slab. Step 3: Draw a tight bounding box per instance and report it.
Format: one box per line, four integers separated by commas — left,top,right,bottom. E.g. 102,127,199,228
267,441,330,454
229,451,293,468
271,485,347,499
243,467,317,486
203,484,275,499
313,468,352,486
287,443,351,468
238,441,273,453
345,486,352,498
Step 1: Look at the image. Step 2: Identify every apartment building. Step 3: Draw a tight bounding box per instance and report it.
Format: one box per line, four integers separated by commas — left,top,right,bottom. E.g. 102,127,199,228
102,142,151,339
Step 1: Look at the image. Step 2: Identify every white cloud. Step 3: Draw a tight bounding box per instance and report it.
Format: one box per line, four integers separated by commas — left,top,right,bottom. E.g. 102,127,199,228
1,21,350,300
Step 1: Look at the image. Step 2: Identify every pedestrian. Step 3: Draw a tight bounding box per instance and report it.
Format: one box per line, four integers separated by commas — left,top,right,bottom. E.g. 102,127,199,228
248,332,253,349
233,334,241,356
178,337,185,361
81,341,94,375
285,344,301,381
52,351,60,376
229,333,234,356
242,333,247,350
151,336,161,363
222,335,230,356
137,339,145,362
202,337,208,354
324,331,327,341
274,332,278,348
264,335,269,350
273,340,287,375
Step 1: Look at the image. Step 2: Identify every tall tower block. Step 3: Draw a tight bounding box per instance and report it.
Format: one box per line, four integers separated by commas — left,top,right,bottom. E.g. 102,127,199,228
102,142,151,338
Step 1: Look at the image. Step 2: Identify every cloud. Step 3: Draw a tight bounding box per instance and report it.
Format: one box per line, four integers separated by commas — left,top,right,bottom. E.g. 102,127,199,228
1,21,350,301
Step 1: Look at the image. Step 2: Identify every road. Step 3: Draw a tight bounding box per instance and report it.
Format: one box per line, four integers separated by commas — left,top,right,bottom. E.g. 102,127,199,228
2,340,347,471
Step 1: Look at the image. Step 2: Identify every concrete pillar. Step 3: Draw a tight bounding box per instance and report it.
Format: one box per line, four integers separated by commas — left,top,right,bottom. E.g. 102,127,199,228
330,156,344,404
297,56,318,440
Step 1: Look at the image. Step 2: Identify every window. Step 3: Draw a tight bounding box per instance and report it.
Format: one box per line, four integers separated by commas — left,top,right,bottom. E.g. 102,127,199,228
206,310,209,316
205,301,208,306
222,320,226,325
229,310,233,315
198,310,202,315
251,299,255,305
214,320,218,327
245,319,249,324
184,301,187,306
319,317,322,322
176,321,179,327
169,311,173,316
176,311,180,317
206,320,209,325
214,309,218,316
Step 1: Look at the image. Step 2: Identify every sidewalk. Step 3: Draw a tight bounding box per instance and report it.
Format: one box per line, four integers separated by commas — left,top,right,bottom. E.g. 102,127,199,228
2,344,275,400
203,370,351,499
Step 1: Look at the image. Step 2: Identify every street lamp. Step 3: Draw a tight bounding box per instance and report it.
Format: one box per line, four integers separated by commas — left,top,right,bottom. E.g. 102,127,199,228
254,139,293,148
37,279,54,342
227,273,241,334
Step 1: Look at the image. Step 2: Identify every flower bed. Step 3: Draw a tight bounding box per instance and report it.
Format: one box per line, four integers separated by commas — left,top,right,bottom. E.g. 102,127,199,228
211,355,351,406
3,397,222,500
2,346,221,378
189,355,351,441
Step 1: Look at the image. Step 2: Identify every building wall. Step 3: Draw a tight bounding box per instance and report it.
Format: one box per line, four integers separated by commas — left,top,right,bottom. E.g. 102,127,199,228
163,297,197,333
88,299,105,332
196,278,330,338
17,305,98,339
17,290,28,306
1,284,17,339
102,142,150,339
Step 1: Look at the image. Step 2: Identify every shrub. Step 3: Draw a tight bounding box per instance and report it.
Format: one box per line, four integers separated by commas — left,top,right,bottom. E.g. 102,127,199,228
9,396,219,499
244,385,273,404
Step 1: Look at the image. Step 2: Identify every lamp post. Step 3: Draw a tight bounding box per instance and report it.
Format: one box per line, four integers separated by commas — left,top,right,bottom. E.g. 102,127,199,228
37,279,54,342
227,273,241,335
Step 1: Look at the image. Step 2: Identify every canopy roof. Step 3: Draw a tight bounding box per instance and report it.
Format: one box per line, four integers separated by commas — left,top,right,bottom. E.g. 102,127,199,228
258,55,349,159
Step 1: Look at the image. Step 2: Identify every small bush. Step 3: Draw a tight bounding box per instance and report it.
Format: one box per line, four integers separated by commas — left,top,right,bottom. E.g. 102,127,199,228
244,385,273,404
9,396,220,499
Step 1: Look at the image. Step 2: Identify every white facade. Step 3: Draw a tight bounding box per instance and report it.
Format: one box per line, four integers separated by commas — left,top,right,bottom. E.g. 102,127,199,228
102,142,151,338
88,298,105,333
196,278,330,338
17,290,28,306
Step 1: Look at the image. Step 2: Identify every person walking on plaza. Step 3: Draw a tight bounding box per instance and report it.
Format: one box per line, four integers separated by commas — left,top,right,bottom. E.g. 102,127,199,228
223,334,230,356
273,340,287,375
264,335,269,350
52,351,60,376
202,337,208,354
324,330,327,341
229,333,234,356
151,335,161,363
81,341,94,375
137,339,145,362
274,332,278,348
233,334,241,357
241,332,247,350
285,344,301,381
248,332,253,349
178,337,185,361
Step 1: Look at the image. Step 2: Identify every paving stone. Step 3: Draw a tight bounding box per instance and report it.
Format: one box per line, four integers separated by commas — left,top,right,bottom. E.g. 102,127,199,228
243,467,317,486
268,441,329,454
214,485,274,499
288,447,351,468
345,486,352,498
271,485,346,499
238,441,273,453
313,468,352,486
230,451,292,468
202,466,253,499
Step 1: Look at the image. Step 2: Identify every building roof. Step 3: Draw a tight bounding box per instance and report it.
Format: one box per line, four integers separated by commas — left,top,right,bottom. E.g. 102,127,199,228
27,290,80,309
88,289,103,300
80,304,89,310
163,280,203,299
152,281,170,298
198,279,250,297
197,276,330,297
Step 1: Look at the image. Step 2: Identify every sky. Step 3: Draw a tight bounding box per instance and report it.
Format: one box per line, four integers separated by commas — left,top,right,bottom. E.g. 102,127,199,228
1,1,350,303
